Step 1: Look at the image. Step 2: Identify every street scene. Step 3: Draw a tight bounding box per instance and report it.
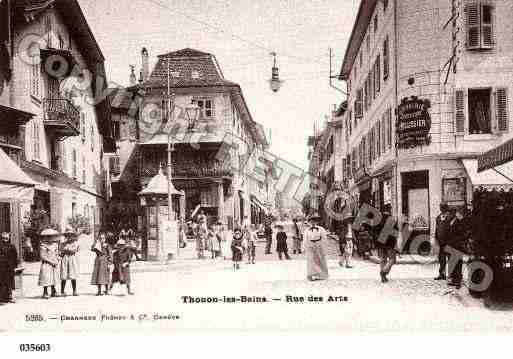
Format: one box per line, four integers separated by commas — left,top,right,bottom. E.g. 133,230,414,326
2,0,513,333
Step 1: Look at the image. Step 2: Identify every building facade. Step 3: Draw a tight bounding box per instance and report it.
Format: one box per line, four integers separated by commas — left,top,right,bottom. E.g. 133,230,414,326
109,48,269,258
338,0,513,249
1,0,114,259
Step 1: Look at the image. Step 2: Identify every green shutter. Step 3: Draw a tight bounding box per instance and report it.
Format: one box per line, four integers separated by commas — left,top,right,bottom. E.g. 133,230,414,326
455,89,466,135
496,87,509,132
465,2,481,49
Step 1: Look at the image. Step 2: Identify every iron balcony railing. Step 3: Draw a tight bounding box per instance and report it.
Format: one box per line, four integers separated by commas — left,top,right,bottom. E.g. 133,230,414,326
43,98,80,135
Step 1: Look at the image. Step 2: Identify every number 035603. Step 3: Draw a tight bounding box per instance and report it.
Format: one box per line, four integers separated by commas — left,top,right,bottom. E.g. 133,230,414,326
19,344,51,352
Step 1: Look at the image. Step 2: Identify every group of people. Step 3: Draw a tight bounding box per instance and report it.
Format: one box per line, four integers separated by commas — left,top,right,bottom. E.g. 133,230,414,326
35,226,137,299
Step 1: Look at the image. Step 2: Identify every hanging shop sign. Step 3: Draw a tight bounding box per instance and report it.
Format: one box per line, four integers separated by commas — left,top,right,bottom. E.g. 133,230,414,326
396,96,431,149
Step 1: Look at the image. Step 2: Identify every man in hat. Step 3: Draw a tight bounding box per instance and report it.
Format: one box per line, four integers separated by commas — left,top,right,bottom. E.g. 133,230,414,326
304,213,329,281
59,227,80,296
0,232,18,303
434,202,452,280
375,207,396,283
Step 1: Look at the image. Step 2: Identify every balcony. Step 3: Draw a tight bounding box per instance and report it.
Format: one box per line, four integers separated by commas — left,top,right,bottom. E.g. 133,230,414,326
43,99,80,138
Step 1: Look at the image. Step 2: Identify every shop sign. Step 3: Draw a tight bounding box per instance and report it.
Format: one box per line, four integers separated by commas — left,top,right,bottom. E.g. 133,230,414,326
442,178,466,206
396,96,431,149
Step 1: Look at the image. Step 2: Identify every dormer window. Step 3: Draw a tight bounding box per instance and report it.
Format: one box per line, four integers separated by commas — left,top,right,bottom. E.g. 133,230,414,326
191,70,201,79
192,97,214,119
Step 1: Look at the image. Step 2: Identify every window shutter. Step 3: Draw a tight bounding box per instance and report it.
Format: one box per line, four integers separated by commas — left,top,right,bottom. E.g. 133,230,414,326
376,55,381,93
387,108,393,149
383,37,389,80
377,121,381,158
454,89,466,134
481,5,494,49
495,87,509,132
465,2,481,49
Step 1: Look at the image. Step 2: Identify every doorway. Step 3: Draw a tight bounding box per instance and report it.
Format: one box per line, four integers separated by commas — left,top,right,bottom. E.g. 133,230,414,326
401,170,431,254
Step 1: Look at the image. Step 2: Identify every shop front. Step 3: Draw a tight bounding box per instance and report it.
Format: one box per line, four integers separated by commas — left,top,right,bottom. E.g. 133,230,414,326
0,147,36,297
371,163,395,214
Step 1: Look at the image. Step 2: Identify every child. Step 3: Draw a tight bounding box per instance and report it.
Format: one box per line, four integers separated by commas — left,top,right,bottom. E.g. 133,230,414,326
110,239,134,295
276,225,291,260
341,223,354,268
246,225,257,264
207,227,217,259
231,228,244,270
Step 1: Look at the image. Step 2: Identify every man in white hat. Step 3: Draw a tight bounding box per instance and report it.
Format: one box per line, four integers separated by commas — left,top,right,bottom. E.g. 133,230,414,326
0,232,18,303
304,213,329,281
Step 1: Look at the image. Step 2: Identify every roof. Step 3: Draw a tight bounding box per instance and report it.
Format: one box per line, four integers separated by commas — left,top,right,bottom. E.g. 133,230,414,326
138,167,184,196
0,147,36,187
0,104,35,124
16,0,105,64
339,0,379,80
143,48,238,89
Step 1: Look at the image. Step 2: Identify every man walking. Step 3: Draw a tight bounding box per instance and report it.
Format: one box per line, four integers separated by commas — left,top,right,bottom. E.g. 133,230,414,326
0,232,18,303
264,222,273,255
434,202,452,280
375,209,396,283
292,218,303,254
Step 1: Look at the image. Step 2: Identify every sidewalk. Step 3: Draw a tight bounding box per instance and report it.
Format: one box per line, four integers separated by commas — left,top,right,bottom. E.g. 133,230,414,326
369,254,438,265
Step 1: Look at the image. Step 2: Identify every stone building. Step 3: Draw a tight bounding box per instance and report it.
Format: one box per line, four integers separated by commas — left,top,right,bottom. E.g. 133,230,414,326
338,0,513,249
108,48,269,257
0,0,115,258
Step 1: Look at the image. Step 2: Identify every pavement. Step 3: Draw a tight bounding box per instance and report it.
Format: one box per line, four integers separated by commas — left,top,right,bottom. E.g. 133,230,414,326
3,231,513,332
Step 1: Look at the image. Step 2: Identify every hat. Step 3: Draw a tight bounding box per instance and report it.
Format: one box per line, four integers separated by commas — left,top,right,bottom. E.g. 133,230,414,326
63,227,76,236
116,239,127,246
1,232,9,240
307,212,322,221
40,228,60,237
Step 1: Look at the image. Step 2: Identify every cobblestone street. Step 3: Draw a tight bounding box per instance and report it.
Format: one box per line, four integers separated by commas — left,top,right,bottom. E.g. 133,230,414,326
2,235,512,332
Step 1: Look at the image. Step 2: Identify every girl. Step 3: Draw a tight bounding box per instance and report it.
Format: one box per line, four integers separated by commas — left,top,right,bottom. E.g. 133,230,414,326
341,222,354,268
231,228,244,270
59,227,80,296
38,228,61,299
206,227,216,259
91,231,112,296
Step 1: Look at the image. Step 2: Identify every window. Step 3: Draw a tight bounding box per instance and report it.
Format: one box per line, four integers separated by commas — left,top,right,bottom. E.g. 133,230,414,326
32,120,40,160
366,35,370,54
81,113,86,142
91,125,95,152
465,2,494,50
72,149,77,179
383,0,389,11
30,59,40,99
387,108,393,149
112,115,121,141
160,100,169,122
355,89,363,119
82,155,86,183
374,15,378,32
468,88,492,134
460,87,509,135
72,202,76,218
193,98,214,119
377,121,381,158
375,55,381,94
360,52,363,68
383,37,389,80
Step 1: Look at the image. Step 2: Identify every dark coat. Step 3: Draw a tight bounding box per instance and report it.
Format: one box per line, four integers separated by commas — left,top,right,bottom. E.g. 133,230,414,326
276,231,288,252
112,247,133,284
448,217,468,253
357,229,372,252
231,238,243,262
435,213,452,246
0,242,18,290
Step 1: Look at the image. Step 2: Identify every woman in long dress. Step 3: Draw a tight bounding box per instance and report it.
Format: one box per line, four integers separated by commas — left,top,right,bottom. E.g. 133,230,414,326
304,214,329,281
91,231,112,296
38,228,61,299
59,227,80,296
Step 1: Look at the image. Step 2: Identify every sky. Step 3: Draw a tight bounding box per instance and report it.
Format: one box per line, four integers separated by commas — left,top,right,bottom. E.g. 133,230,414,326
79,0,360,170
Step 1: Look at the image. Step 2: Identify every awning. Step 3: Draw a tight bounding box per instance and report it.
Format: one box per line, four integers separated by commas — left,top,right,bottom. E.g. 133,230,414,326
138,167,184,197
0,104,35,125
0,148,35,201
462,159,513,190
477,137,513,172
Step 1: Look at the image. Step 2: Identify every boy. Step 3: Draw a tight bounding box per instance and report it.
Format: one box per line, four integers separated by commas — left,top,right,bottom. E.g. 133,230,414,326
341,223,354,268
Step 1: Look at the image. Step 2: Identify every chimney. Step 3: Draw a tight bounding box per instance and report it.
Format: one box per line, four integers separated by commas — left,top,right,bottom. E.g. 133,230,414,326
129,65,136,86
141,47,149,82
